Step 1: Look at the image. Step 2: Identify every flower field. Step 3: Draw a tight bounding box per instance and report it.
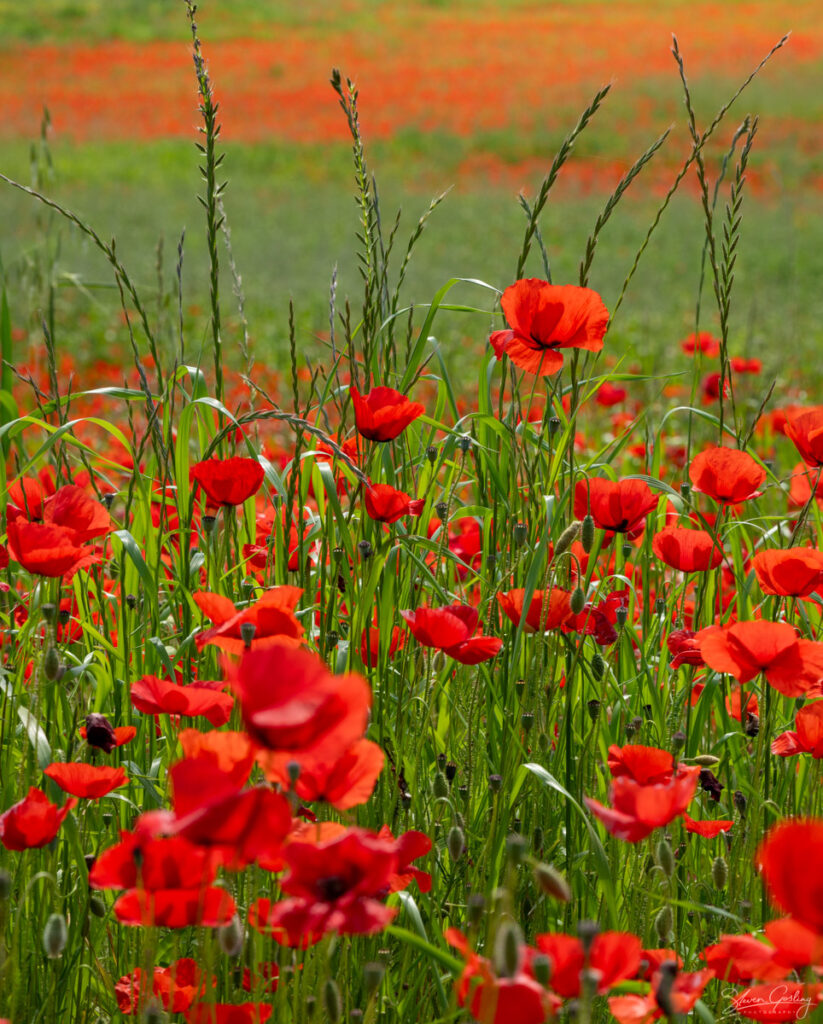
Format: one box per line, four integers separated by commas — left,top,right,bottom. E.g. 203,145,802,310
3,2,823,1023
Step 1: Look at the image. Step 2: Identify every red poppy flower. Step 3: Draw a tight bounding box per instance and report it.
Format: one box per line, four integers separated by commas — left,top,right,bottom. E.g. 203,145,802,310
359,624,405,668
400,604,502,664
785,407,823,467
80,715,136,753
261,738,384,811
688,446,765,504
115,958,209,1014
574,478,659,539
697,620,823,697
607,744,674,785
185,1005,272,1024
752,548,823,598
702,935,791,984
565,588,630,647
732,982,823,1022
225,643,371,764
242,962,280,994
178,729,256,788
788,463,823,510
639,949,683,981
596,381,627,406
682,812,733,837
764,918,823,972
248,828,398,945
652,525,723,572
5,520,88,577
667,629,704,669
7,475,52,520
681,331,720,356
498,587,574,633
191,456,265,507
350,385,424,442
609,969,714,1024
90,832,218,891
585,765,701,842
44,762,129,799
377,826,433,895
114,886,236,928
131,675,235,727
364,483,424,523
40,485,112,542
193,587,304,654
772,702,823,758
489,278,609,376
757,819,823,933
534,931,641,998
0,787,76,850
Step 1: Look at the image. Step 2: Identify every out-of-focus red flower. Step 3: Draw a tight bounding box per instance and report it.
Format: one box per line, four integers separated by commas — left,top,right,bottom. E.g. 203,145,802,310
364,483,424,523
0,787,76,850
185,1005,273,1024
785,407,823,467
177,729,256,788
90,832,218,891
498,587,574,633
609,968,714,1024
535,931,641,998
574,478,659,539
350,385,424,442
701,935,792,984
131,675,235,727
697,620,823,697
115,958,209,1014
113,887,236,928
191,456,265,507
688,446,765,504
652,525,723,572
44,762,128,799
772,702,823,758
261,738,384,811
489,278,609,376
757,819,823,933
681,331,720,357
788,463,823,510
193,587,304,655
752,548,823,598
607,744,674,785
701,371,729,403
584,765,701,842
359,624,405,668
730,356,762,374
682,812,733,837
6,520,88,577
596,381,627,406
400,604,502,664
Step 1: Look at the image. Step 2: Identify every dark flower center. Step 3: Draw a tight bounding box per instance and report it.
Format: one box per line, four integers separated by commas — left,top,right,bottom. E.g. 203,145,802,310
316,875,349,902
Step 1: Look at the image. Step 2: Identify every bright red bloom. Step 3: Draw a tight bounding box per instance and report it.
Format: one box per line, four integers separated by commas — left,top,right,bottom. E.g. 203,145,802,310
667,629,704,669
596,381,627,406
185,1006,272,1024
115,958,209,1014
534,931,641,998
262,738,384,811
681,331,720,356
113,886,236,928
697,620,823,697
44,762,128,799
489,278,609,376
42,485,112,542
607,745,674,785
225,643,371,764
193,587,304,654
191,456,265,507
359,624,405,668
652,525,723,572
131,675,235,726
757,819,823,933
0,787,76,850
688,446,765,504
90,832,218,891
178,729,256,788
364,483,424,523
753,548,823,598
609,968,714,1024
498,587,574,633
772,702,823,758
574,478,658,539
377,826,433,895
785,407,823,468
5,520,87,576
702,935,792,984
585,765,701,842
350,385,424,442
400,604,502,664
732,982,823,1022
682,812,733,837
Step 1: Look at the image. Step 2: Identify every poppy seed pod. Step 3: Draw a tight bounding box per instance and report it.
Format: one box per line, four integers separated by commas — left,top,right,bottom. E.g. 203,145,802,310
513,521,528,547
548,416,561,436
445,761,457,782
672,731,687,751
89,895,106,918
458,434,472,453
142,1000,166,1024
434,501,448,522
534,862,572,902
615,604,628,628
426,445,437,463
41,603,57,624
521,710,535,732
467,892,485,927
577,919,600,957
323,979,342,1023
43,912,68,959
239,621,256,649
488,773,503,794
493,920,523,979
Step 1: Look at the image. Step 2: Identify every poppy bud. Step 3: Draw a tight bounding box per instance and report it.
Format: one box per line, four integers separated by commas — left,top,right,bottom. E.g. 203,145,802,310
125,594,137,610
534,862,571,902
85,713,117,754
0,869,11,899
533,952,552,986
672,731,687,751
240,622,256,649
445,761,457,782
581,967,602,1004
548,417,561,436
615,604,627,628
434,501,448,522
326,630,339,651
89,896,106,918
680,482,691,500
493,920,523,979
513,521,528,547
358,539,372,560
712,855,728,889
202,514,217,536
426,445,437,464
654,597,665,615
655,840,675,878
363,961,385,999
43,647,61,682
733,790,747,818
505,833,527,866
532,826,544,851
577,920,600,958
587,699,601,722
570,586,586,615
554,520,581,559
458,435,472,453
447,825,465,862
323,980,341,1023
521,710,535,732
488,773,503,794
581,513,595,553
692,753,719,766
590,653,605,680
432,771,449,799
654,905,673,942
467,892,485,927
218,913,245,957
43,912,67,959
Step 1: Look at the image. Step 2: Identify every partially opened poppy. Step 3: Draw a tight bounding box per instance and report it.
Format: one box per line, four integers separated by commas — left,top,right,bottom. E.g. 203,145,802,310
350,385,424,442
0,787,76,850
534,931,642,999
191,456,265,507
574,478,659,539
44,762,128,799
400,604,502,664
261,738,384,811
607,744,674,785
498,587,574,633
756,819,823,933
364,483,424,523
489,278,609,376
652,525,723,572
584,765,701,842
753,548,823,598
785,407,823,467
688,446,765,504
772,702,823,758
131,675,235,727
697,620,823,697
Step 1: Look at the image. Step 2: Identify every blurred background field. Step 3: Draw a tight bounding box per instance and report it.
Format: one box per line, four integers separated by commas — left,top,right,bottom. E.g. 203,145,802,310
0,0,821,381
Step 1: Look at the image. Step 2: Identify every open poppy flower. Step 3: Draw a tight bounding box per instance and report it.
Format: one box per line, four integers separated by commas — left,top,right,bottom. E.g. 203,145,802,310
178,729,256,788
681,331,720,356
535,931,641,998
756,819,823,933
697,620,823,697
752,548,823,598
785,407,823,467
115,958,210,1015
400,604,502,664
0,787,76,850
193,587,304,654
261,738,384,811
5,520,88,577
90,831,219,891
574,478,659,539
360,623,405,668
185,1006,273,1024
609,968,714,1024
364,483,424,523
652,525,723,572
114,886,237,928
489,278,609,376
44,762,128,799
607,744,674,785
350,385,424,442
701,935,792,984
498,587,574,633
688,446,765,504
772,702,823,758
667,629,704,669
131,675,235,727
585,765,701,842
190,456,265,507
